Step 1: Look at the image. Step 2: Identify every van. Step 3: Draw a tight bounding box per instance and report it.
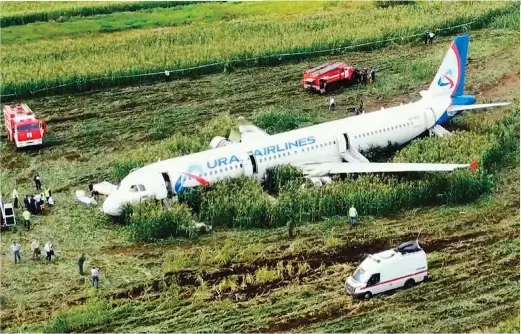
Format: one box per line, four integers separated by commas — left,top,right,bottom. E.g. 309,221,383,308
345,241,428,299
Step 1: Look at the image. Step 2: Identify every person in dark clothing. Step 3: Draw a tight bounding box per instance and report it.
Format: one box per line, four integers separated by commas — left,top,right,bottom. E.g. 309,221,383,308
370,68,376,83
78,253,86,275
29,195,36,214
34,173,42,191
23,195,30,210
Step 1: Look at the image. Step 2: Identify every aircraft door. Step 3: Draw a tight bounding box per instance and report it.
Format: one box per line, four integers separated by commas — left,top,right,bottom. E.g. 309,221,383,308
336,133,349,154
423,108,437,129
150,173,168,200
240,151,259,179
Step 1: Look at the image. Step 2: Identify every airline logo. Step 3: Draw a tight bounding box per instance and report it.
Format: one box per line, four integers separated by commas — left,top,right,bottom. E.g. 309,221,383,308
437,69,454,88
174,164,209,193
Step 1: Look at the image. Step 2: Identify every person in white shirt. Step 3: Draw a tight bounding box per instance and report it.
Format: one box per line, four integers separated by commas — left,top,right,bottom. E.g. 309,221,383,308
90,267,100,288
329,96,335,111
47,196,55,206
10,241,21,264
44,241,54,263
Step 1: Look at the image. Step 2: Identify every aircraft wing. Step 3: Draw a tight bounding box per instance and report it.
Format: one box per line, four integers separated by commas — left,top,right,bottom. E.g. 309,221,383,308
298,161,476,177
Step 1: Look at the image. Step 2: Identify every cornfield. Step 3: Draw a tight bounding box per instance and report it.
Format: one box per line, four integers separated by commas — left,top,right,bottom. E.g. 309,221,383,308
1,2,516,98
0,1,194,27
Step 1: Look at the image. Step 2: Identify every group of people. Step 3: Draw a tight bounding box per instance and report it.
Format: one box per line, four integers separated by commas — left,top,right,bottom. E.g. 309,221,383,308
355,67,376,85
10,240,55,264
10,173,55,231
329,97,365,116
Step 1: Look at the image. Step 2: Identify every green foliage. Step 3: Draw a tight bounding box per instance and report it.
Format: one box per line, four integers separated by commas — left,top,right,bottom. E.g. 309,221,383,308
125,202,195,242
199,177,273,229
375,1,415,9
177,188,203,214
254,108,314,135
2,2,516,98
112,161,144,182
148,116,172,140
263,165,304,195
0,1,195,27
254,266,281,285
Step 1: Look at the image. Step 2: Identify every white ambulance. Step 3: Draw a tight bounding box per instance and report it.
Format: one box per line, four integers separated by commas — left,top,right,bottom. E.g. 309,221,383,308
345,241,428,299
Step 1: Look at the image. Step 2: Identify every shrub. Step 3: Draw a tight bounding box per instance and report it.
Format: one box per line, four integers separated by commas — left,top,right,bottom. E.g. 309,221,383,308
262,165,304,195
112,161,144,182
125,202,195,242
254,108,314,134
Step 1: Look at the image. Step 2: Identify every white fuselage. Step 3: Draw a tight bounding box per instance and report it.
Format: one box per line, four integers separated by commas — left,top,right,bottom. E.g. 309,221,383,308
103,96,450,216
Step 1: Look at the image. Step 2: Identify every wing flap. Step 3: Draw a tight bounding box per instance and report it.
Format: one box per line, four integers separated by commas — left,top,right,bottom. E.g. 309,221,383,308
300,161,473,176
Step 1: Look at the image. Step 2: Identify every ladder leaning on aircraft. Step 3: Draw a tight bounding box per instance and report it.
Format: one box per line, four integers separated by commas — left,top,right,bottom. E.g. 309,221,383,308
100,34,510,216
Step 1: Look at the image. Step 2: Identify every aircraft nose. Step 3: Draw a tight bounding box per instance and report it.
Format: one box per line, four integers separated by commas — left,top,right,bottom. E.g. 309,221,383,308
102,194,122,216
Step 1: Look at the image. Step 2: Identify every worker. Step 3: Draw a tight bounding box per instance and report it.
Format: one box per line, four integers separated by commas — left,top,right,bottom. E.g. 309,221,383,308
349,205,358,226
10,241,21,264
34,193,41,214
12,189,19,209
329,96,335,111
91,267,100,288
23,195,30,210
44,241,54,263
44,188,51,202
23,209,31,231
370,68,376,83
31,239,41,260
34,173,42,191
47,195,55,207
425,32,435,44
78,253,86,275
40,191,46,204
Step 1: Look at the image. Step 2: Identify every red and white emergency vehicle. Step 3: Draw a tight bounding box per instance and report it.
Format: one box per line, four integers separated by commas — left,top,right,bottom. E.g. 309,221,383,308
302,62,358,94
3,104,47,148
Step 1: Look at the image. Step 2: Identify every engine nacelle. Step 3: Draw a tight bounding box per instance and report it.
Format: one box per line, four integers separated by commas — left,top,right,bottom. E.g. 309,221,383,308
209,136,232,149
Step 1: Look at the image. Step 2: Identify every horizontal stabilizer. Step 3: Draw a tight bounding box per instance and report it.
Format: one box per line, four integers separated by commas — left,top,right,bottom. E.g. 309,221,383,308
447,102,511,113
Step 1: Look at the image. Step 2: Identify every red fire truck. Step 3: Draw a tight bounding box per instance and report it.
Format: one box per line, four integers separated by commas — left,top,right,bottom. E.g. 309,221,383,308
302,62,358,94
3,104,47,148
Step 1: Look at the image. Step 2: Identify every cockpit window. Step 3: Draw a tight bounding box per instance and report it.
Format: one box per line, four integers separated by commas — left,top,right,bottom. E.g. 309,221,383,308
138,185,146,191
130,185,138,192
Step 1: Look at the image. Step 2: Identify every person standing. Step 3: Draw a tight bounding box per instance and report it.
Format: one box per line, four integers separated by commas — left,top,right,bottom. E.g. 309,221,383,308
370,68,376,83
23,209,31,231
44,188,51,202
11,241,21,264
31,239,41,260
34,173,42,191
349,205,358,226
44,241,54,263
33,193,41,214
12,189,19,209
78,253,86,275
23,195,30,210
329,96,335,111
428,32,435,44
90,267,100,288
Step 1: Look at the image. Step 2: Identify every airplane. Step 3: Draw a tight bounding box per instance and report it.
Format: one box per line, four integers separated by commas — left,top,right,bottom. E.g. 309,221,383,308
102,34,510,216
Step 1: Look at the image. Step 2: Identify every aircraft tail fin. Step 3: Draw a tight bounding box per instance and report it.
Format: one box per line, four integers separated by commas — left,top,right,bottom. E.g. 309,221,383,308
427,34,469,97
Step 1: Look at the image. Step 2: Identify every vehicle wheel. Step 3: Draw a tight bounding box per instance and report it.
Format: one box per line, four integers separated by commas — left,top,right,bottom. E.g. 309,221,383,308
404,279,415,289
363,291,372,300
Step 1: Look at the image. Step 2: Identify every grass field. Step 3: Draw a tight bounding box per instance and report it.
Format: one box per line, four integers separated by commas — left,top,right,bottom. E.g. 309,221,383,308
1,1,517,97
0,2,519,333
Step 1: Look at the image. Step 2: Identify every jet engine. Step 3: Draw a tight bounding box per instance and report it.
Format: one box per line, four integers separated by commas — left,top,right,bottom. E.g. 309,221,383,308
209,136,232,149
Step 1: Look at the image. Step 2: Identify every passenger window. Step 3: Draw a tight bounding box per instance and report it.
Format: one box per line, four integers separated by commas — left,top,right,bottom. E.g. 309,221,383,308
367,273,381,286
130,185,138,192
